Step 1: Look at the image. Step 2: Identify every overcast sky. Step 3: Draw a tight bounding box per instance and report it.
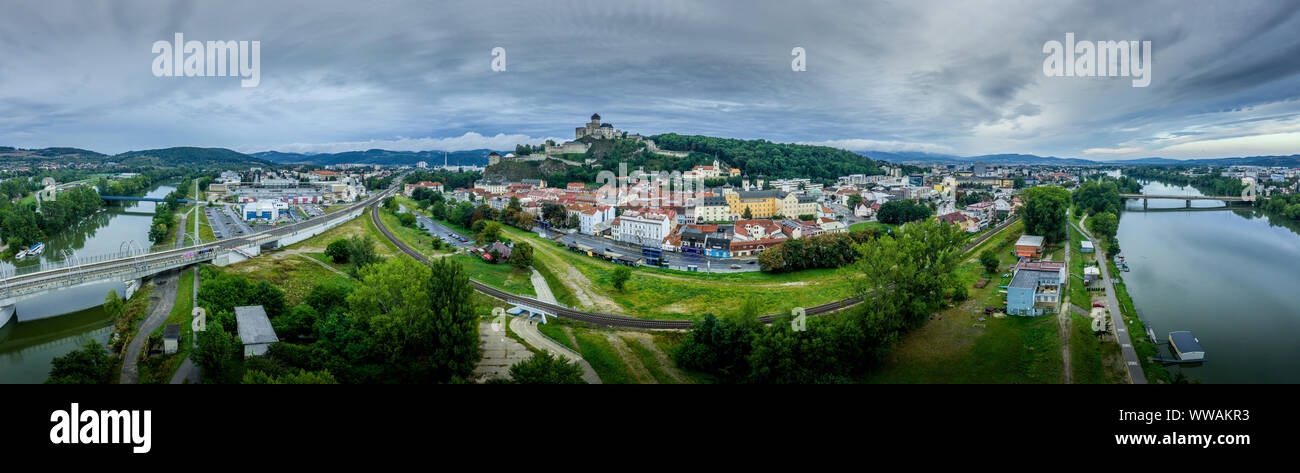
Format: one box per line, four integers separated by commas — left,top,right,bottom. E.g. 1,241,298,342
1,0,1298,160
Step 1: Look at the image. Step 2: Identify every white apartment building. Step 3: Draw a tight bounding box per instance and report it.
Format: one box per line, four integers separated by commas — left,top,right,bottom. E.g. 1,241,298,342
617,209,676,246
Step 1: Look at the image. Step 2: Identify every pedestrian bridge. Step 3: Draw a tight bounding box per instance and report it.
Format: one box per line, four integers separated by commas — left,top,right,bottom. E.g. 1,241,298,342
1,188,393,328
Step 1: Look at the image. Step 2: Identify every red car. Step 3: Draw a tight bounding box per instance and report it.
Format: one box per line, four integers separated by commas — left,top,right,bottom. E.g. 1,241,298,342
1092,302,1105,308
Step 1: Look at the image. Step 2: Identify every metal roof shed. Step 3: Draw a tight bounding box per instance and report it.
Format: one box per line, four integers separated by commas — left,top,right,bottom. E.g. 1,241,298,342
235,305,279,358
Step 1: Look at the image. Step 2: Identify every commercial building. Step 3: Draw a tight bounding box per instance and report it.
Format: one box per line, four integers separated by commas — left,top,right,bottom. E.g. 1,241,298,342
243,201,279,221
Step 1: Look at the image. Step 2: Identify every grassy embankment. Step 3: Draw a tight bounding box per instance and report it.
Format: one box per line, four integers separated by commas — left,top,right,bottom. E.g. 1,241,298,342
862,219,1068,383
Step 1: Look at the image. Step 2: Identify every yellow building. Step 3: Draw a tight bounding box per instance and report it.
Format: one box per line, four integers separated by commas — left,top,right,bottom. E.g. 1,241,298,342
726,189,783,218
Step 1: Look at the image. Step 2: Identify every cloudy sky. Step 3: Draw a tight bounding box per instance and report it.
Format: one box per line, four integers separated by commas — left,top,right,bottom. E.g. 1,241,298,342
1,0,1298,160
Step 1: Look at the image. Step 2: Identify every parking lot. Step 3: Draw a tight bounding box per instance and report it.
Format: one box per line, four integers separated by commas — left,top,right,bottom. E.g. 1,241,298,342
204,203,330,240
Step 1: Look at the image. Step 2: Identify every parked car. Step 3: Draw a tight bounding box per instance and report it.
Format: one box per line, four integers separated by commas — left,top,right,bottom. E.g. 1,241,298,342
1092,302,1105,308
746,260,756,264
729,264,742,269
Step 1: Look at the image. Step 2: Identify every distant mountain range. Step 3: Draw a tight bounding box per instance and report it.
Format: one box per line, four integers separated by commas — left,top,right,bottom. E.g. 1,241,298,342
861,150,1300,167
252,149,501,167
0,146,268,167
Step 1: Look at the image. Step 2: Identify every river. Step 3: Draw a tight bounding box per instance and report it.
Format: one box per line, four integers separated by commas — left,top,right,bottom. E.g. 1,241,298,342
1115,178,1300,383
0,182,177,384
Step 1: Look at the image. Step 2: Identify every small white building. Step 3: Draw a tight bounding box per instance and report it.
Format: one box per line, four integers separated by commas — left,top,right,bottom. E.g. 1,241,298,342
235,306,279,358
162,324,180,355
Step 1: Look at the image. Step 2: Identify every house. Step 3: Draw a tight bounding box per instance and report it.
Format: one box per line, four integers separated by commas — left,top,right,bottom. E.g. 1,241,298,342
578,204,615,235
1080,240,1094,253
483,241,512,261
818,218,847,234
1014,235,1045,258
404,181,443,197
1006,261,1066,316
162,324,180,355
854,203,874,218
235,306,279,358
937,212,979,233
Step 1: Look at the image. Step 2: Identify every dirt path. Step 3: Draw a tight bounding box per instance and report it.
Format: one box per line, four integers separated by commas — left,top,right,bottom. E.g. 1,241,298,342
533,248,624,313
604,333,654,383
1059,228,1073,384
295,254,350,278
120,271,178,384
622,332,688,383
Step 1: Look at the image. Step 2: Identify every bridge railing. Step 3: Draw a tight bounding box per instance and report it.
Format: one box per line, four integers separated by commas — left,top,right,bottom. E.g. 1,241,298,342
0,248,150,280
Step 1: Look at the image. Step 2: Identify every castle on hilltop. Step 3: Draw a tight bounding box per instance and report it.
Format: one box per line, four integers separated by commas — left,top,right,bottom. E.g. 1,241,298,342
575,113,623,140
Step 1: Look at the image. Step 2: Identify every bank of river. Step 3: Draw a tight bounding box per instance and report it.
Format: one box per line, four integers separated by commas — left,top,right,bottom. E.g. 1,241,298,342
1116,179,1300,383
0,182,177,383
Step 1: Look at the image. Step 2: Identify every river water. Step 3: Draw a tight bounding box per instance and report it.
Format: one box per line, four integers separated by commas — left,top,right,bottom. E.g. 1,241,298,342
1115,179,1300,383
0,183,177,384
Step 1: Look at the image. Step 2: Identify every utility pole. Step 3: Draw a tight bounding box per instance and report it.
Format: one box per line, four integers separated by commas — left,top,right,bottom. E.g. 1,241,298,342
193,179,200,245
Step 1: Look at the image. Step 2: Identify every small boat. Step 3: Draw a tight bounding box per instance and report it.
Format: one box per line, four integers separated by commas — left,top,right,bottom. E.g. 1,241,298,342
15,248,28,258
28,242,45,255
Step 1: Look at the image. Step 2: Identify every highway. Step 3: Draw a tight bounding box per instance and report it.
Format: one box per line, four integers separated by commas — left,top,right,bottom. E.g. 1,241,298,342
372,200,1022,329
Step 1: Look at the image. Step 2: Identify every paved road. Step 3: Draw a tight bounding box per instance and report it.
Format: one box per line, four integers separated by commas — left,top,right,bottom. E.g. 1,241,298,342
120,270,178,384
1072,220,1146,384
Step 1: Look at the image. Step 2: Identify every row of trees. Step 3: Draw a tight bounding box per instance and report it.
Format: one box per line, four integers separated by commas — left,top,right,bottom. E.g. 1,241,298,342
190,254,484,384
1019,186,1071,243
676,220,969,383
757,229,881,273
876,199,934,225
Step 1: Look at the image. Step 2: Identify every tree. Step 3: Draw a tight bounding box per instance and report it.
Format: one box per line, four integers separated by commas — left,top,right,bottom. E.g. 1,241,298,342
507,242,533,268
193,320,239,384
565,213,580,229
326,238,350,264
979,249,1000,274
346,234,380,274
345,256,480,382
1019,186,1071,243
477,220,502,243
742,206,753,220
508,351,586,384
1013,176,1026,189
876,199,933,225
45,340,111,384
1086,211,1119,243
847,193,863,210
674,314,755,381
611,266,631,291
243,369,338,384
103,289,124,320
397,212,417,227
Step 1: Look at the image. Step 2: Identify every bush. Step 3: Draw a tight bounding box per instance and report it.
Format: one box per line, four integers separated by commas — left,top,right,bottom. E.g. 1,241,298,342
326,238,349,264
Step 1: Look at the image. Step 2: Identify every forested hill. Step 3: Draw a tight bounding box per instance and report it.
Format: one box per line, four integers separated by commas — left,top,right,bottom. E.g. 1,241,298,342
646,134,885,180
114,147,269,167
252,149,497,166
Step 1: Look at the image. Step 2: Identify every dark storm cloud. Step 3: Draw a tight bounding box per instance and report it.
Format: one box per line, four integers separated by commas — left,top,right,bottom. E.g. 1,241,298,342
0,0,1297,159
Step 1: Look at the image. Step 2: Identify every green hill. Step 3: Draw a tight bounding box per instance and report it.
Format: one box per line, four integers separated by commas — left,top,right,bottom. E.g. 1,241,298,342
113,147,269,167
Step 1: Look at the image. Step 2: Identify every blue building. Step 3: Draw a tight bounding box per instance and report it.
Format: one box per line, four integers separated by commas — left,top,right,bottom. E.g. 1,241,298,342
1006,262,1066,316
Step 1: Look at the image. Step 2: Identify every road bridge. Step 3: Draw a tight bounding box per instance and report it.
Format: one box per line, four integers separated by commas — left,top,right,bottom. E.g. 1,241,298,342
1119,193,1253,209
1,186,396,327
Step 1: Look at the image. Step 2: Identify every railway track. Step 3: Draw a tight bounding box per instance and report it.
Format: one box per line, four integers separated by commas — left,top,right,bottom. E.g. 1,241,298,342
372,200,1021,330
